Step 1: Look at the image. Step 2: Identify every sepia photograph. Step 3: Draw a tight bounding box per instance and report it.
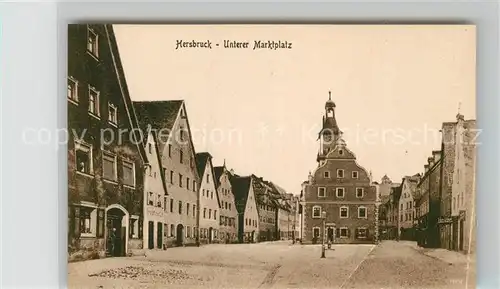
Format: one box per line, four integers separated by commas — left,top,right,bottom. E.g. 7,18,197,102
66,24,477,289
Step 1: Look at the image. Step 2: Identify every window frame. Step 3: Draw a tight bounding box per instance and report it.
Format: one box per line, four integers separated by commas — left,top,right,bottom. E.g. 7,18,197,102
336,187,345,198
358,206,367,219
352,171,359,179
340,206,349,219
317,187,326,197
75,140,93,176
87,85,100,118
324,171,330,178
102,151,117,182
108,102,118,126
67,76,79,104
356,187,364,198
312,205,322,218
122,159,136,188
337,169,345,178
339,227,349,238
86,25,99,59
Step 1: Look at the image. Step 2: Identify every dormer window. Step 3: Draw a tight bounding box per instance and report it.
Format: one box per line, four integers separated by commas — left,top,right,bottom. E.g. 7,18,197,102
352,171,359,179
324,171,330,178
356,188,364,198
337,169,344,178
339,149,344,155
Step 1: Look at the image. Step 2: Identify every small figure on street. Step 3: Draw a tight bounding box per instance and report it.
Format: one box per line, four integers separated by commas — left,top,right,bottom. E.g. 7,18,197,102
109,228,117,256
327,239,332,249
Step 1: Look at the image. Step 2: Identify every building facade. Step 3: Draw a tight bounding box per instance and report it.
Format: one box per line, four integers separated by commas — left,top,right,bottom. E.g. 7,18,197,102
195,152,221,244
450,115,477,253
302,93,378,244
231,176,260,243
385,186,402,240
68,24,147,260
133,100,199,247
253,176,278,242
142,127,169,250
214,165,239,243
397,175,420,240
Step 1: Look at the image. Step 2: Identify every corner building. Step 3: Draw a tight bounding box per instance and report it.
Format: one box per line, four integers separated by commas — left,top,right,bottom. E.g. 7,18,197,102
303,93,377,244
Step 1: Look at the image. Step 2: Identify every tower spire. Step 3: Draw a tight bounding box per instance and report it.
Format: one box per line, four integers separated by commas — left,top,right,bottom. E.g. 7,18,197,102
223,158,226,167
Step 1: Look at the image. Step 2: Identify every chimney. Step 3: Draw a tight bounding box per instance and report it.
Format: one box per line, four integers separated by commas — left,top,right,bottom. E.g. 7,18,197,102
424,164,429,173
432,150,441,162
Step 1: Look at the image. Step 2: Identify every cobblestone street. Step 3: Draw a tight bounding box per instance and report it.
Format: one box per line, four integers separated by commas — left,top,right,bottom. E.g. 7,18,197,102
68,241,475,289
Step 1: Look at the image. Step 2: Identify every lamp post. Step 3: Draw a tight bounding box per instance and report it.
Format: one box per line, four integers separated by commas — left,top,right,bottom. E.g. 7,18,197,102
321,211,326,258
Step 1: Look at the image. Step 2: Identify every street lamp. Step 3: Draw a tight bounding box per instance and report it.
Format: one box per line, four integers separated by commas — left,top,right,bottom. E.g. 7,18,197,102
321,211,326,258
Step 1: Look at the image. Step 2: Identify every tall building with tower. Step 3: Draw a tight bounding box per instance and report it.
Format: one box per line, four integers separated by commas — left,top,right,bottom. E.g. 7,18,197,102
302,92,378,244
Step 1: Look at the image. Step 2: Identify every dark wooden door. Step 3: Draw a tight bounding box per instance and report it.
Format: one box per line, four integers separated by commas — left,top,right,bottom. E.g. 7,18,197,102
459,220,464,251
148,221,154,249
157,222,163,249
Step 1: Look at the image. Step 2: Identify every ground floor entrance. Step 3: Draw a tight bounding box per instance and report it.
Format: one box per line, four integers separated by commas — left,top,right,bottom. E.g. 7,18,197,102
106,207,127,257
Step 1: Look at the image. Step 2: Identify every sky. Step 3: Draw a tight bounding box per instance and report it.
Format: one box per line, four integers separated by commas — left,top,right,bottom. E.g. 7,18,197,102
113,24,476,195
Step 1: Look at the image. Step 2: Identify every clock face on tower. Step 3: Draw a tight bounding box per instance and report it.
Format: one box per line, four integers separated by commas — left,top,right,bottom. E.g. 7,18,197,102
324,134,332,142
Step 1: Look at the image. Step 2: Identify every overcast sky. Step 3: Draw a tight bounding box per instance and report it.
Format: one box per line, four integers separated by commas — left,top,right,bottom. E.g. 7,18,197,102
114,24,476,195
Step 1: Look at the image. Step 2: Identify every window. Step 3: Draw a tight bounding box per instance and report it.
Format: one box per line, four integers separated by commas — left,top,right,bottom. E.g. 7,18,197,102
209,209,212,219
400,204,403,210
340,206,349,218
356,188,364,198
187,226,191,238
312,206,322,218
179,174,183,187
337,169,344,178
202,189,205,197
358,206,367,218
187,177,190,190
178,201,182,214
214,210,217,220
148,143,152,154
229,204,231,211
324,171,330,178
193,180,196,192
67,77,78,103
170,171,174,184
352,171,359,178
148,192,154,206
164,196,168,211
186,203,190,215
164,223,168,237
211,191,213,199
87,26,99,57
313,227,320,238
168,144,172,157
318,187,326,197
122,160,135,187
170,224,175,237
203,208,207,218
80,206,97,237
75,141,92,175
207,174,210,183
336,187,345,198
102,152,117,181
170,198,173,212
88,86,100,117
340,227,348,238
180,150,184,164
156,194,162,207
193,205,196,217
356,228,367,239
108,102,117,125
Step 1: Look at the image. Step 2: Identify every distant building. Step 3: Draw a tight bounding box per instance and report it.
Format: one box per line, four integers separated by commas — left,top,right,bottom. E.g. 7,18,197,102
195,152,220,244
134,100,199,247
397,175,420,240
252,176,278,241
386,186,402,240
415,152,442,248
67,24,147,260
231,176,260,243
214,164,239,243
302,92,378,244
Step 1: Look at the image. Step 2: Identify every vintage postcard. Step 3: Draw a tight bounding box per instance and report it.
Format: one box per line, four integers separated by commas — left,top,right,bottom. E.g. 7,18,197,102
67,24,476,289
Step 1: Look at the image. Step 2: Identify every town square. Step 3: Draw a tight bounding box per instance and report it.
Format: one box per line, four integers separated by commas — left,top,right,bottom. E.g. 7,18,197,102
67,24,476,288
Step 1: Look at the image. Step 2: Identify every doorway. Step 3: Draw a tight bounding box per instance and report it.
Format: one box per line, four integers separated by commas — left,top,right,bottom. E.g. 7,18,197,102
327,227,334,242
157,222,163,249
459,219,464,251
208,227,213,244
176,224,184,246
148,221,154,249
107,208,126,257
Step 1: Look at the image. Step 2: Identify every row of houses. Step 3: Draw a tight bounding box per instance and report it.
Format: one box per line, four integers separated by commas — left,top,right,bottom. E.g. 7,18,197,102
377,113,477,254
67,24,300,261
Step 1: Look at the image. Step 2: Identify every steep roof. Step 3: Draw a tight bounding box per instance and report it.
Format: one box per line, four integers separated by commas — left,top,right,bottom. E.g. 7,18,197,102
133,100,183,144
195,152,211,179
391,186,402,204
104,25,147,163
213,166,225,188
149,126,169,196
230,176,252,214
